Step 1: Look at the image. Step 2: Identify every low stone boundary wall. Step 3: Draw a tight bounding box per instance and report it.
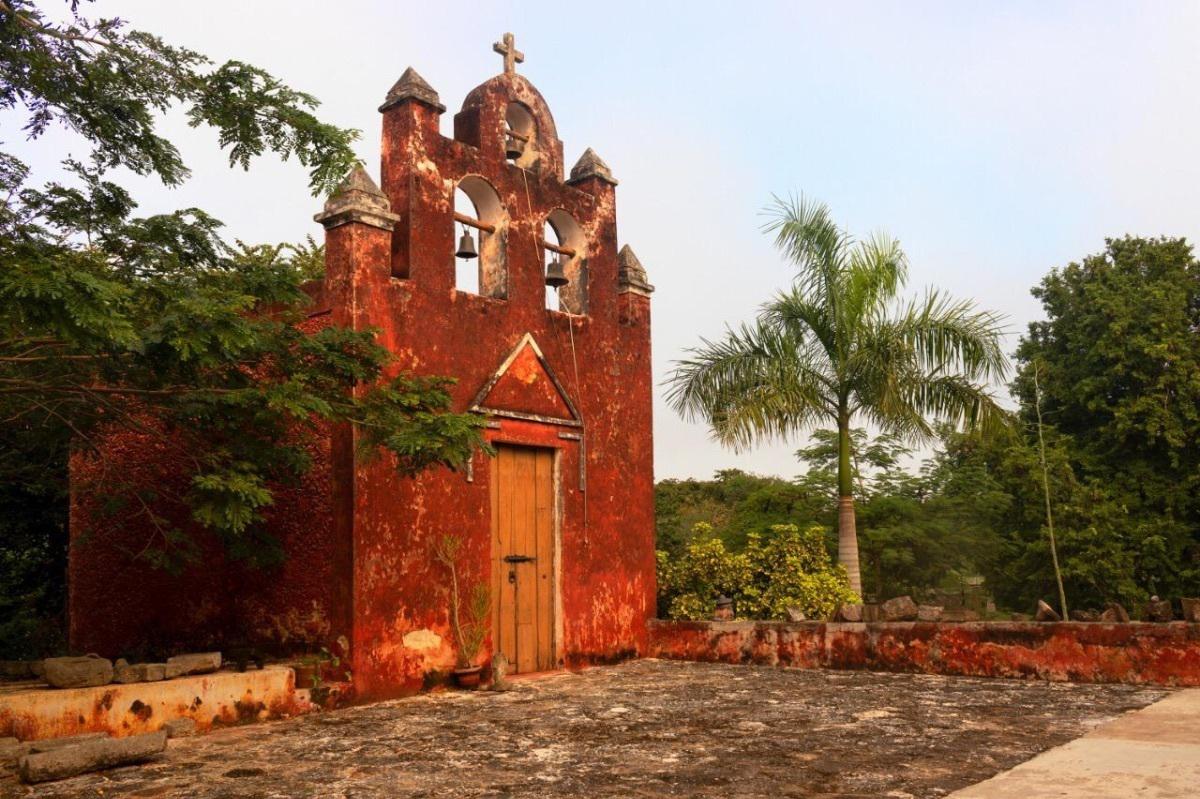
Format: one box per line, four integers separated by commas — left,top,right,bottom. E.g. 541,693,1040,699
649,619,1200,686
0,666,304,741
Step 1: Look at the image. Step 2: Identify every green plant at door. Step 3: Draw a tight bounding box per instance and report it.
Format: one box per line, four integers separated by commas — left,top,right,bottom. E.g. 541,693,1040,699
434,535,489,670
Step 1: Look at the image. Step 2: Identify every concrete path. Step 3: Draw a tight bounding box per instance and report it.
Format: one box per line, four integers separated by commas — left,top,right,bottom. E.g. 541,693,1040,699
951,688,1200,798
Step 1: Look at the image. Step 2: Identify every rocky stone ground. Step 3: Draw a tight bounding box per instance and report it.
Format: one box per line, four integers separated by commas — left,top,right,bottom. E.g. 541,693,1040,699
1,659,1166,798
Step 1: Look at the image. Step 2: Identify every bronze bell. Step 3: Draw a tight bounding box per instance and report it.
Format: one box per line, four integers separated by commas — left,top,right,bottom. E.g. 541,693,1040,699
456,229,478,260
505,134,524,160
545,254,569,288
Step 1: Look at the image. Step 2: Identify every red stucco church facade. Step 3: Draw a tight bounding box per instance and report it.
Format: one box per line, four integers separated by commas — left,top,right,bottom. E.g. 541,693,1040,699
69,35,656,698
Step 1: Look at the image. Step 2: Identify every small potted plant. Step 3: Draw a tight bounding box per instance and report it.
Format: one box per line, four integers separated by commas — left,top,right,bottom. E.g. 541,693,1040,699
293,654,321,690
434,535,490,688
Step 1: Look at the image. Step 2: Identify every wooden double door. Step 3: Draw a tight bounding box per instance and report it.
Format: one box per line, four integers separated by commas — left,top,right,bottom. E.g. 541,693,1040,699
490,445,556,673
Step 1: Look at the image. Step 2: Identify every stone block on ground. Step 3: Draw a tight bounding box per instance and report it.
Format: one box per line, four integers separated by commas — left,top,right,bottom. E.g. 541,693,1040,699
1182,597,1200,623
43,655,113,688
834,602,864,622
114,662,167,684
785,607,807,622
1101,602,1130,623
162,717,197,739
1071,608,1101,621
881,595,919,621
28,733,109,754
488,653,512,693
18,731,167,784
1,737,23,770
1035,599,1061,622
943,608,981,622
165,652,221,677
917,604,943,622
0,660,33,679
29,660,45,679
1144,596,1173,623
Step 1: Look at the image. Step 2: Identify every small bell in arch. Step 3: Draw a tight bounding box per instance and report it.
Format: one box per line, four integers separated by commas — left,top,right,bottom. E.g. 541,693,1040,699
545,253,569,288
456,227,478,260
505,133,525,160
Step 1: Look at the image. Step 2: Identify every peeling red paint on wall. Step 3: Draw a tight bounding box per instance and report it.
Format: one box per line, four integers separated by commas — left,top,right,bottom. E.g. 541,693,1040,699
478,343,574,420
650,620,1200,686
68,377,345,659
69,60,656,700
0,667,302,741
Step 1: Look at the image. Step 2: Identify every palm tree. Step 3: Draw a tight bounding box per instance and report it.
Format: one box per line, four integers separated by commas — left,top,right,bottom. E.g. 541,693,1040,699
667,196,1009,595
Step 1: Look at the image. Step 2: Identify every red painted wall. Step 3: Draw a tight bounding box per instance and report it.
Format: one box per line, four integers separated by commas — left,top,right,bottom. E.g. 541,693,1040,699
650,620,1200,686
334,70,655,698
68,404,348,659
68,65,656,699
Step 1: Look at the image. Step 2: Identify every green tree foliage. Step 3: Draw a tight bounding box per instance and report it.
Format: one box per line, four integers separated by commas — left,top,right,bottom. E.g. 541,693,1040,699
655,469,828,557
1011,236,1200,602
1,0,358,193
656,523,857,620
936,427,1142,611
0,1,488,655
667,196,1009,594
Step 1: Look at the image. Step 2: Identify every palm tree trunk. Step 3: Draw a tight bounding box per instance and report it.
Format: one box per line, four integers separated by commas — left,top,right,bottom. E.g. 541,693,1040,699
836,418,863,595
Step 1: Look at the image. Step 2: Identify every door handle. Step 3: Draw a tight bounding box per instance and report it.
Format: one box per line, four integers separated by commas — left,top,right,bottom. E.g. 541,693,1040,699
503,554,536,564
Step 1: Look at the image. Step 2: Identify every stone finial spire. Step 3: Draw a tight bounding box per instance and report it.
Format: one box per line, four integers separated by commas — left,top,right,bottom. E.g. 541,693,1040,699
618,245,654,296
378,67,446,113
314,166,400,231
568,148,618,186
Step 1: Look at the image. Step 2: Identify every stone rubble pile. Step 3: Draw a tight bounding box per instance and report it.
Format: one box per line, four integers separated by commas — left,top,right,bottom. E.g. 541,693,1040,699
824,595,1200,624
0,652,221,689
0,652,231,783
2,652,223,686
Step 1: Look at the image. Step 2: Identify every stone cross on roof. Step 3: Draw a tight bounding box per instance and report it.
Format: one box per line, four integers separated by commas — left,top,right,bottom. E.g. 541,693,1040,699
493,32,524,75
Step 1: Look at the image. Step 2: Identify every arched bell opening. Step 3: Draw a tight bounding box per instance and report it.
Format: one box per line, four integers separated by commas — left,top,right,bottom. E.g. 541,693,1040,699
504,102,538,169
544,210,587,315
453,176,508,299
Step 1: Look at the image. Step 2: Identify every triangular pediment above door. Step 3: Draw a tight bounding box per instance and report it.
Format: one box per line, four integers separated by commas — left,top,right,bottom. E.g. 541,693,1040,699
470,333,582,426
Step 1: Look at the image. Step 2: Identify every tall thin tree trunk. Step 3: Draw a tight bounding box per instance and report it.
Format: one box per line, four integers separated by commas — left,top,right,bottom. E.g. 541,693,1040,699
838,497,862,595
836,417,862,595
1033,363,1068,620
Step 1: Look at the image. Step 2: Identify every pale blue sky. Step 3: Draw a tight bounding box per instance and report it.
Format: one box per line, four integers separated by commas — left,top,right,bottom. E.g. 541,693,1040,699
8,1,1200,479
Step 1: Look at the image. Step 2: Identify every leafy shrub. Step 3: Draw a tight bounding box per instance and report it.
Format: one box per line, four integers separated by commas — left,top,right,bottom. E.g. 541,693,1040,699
657,523,857,620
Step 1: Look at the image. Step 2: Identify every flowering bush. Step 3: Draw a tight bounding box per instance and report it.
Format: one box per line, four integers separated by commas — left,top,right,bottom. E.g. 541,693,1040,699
657,523,857,620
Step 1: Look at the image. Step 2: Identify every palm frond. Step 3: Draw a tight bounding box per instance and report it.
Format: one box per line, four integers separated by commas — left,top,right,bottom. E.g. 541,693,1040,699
665,318,836,450
900,373,1012,437
768,287,839,365
844,231,908,323
894,288,1010,382
760,194,849,304
672,192,1012,458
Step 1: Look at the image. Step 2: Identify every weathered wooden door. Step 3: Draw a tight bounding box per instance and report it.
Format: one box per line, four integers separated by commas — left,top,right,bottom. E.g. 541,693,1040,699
490,445,556,673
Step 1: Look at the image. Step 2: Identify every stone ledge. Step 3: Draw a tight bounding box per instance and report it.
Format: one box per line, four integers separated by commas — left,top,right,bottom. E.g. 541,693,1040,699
649,619,1200,686
0,666,305,742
